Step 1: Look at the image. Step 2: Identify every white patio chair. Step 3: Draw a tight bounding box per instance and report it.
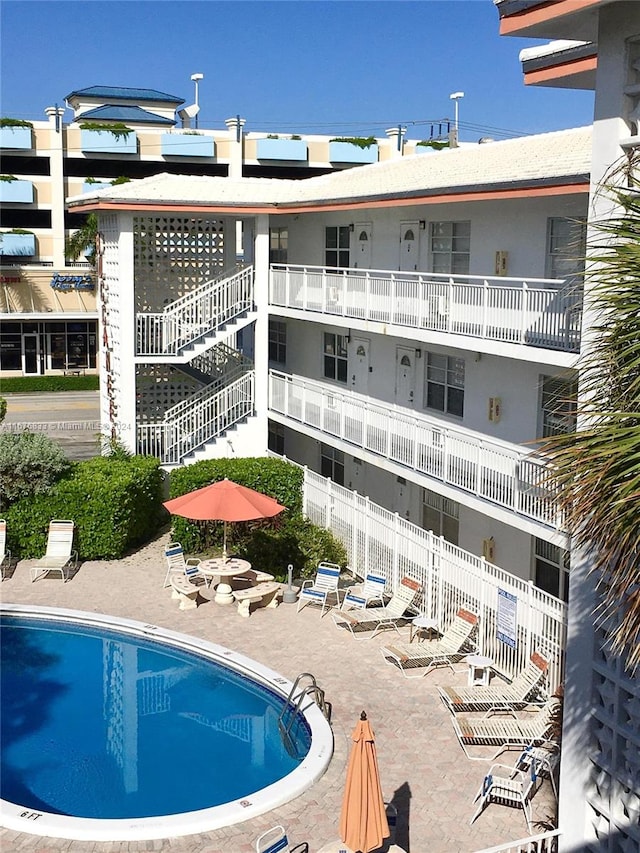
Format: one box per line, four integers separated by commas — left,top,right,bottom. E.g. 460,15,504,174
163,542,204,588
296,561,342,616
439,651,548,713
341,571,387,610
331,576,421,639
30,520,78,582
470,759,540,831
379,607,477,672
255,824,308,853
0,519,11,580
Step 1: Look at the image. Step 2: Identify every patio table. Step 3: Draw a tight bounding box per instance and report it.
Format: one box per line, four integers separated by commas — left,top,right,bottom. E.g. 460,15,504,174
199,557,252,604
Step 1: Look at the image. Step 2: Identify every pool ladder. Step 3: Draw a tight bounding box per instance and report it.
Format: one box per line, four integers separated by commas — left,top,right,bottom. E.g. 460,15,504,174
278,672,332,758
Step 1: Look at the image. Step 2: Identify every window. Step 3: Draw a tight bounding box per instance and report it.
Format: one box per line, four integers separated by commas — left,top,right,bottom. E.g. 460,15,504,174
268,320,287,364
426,352,465,417
430,221,470,274
268,421,285,455
320,444,345,485
324,332,348,383
540,375,577,438
325,226,350,269
269,227,288,264
534,538,569,601
422,489,459,545
545,217,586,286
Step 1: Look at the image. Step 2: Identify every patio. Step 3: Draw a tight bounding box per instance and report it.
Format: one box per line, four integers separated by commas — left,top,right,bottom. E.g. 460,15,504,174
0,529,557,853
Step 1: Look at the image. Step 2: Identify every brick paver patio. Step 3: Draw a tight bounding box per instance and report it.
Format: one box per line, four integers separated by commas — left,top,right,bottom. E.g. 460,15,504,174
0,530,556,853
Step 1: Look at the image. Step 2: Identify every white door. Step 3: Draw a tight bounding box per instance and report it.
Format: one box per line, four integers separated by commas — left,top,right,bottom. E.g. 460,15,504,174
393,477,412,520
399,221,420,271
395,347,415,407
353,222,372,269
351,337,370,395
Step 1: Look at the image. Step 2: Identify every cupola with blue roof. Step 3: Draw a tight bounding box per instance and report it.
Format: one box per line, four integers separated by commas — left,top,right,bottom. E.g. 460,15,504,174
65,85,185,125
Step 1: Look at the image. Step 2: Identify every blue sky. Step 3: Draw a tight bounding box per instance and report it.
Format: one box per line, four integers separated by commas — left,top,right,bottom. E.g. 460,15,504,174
1,0,594,142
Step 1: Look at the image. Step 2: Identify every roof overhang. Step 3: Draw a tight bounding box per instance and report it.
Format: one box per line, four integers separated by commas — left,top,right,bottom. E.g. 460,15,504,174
521,41,597,89
68,177,590,217
495,0,611,41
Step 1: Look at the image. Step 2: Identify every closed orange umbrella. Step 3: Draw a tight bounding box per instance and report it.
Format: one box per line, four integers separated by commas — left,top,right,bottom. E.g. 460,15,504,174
340,711,390,853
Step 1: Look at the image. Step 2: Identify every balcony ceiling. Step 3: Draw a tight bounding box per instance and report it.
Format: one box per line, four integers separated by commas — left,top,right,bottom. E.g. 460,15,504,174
496,0,613,41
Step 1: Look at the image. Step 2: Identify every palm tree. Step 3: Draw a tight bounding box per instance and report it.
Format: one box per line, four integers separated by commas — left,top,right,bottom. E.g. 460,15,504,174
65,212,98,265
541,169,640,670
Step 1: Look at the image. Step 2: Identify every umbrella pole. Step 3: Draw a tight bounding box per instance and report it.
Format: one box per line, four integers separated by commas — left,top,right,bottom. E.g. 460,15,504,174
222,520,227,561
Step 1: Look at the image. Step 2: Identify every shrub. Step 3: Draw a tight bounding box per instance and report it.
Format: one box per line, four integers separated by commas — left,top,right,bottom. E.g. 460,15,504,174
0,431,70,507
0,397,6,423
0,375,99,393
5,455,164,559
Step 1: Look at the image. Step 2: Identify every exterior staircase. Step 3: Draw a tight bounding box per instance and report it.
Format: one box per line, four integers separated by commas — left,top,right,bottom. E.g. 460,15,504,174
135,265,255,362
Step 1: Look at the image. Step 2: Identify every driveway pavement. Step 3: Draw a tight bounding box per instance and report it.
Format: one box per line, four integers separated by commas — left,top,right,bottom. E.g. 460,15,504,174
0,530,557,853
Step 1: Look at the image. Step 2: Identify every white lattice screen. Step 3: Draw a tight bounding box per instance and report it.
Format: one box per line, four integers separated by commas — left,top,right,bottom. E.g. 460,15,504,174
133,216,224,312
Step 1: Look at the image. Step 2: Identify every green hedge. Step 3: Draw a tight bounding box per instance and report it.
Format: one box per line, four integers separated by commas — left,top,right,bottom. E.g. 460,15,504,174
1,375,99,393
166,457,347,579
5,455,164,560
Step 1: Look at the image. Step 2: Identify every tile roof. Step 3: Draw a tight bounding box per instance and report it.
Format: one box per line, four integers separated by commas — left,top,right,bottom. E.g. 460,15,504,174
69,125,592,211
77,105,175,126
66,86,184,104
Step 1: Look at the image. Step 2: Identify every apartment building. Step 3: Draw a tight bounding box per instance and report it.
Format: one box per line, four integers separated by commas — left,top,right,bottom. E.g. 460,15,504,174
1,84,434,376
496,1,640,851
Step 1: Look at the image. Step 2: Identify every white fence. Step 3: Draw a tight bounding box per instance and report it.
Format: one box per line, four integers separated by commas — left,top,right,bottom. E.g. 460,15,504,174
270,370,562,531
136,265,254,356
270,264,581,352
301,467,567,691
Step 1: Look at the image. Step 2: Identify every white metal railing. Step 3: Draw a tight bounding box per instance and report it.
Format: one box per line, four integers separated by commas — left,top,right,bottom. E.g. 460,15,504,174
270,264,581,352
269,370,561,530
298,466,567,691
136,265,254,357
473,829,561,853
136,371,254,464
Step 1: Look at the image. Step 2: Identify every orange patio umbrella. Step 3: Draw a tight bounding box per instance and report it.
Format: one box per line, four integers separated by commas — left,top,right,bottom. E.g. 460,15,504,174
340,711,390,853
163,478,286,559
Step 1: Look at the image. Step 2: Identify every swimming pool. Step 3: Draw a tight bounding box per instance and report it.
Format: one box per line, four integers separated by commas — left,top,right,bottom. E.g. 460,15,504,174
0,605,333,841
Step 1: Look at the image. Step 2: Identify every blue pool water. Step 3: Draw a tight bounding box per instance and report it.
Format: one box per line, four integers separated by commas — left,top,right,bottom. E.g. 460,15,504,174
1,615,311,820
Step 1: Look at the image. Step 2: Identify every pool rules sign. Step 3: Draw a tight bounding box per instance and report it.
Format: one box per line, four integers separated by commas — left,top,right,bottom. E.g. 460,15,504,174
497,588,517,649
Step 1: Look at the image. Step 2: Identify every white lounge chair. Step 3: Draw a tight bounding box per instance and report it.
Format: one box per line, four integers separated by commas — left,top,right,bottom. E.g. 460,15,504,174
0,519,11,580
30,520,78,582
470,760,539,831
341,571,387,610
451,697,560,760
331,576,421,638
163,542,204,588
380,608,478,677
297,561,342,617
439,651,549,713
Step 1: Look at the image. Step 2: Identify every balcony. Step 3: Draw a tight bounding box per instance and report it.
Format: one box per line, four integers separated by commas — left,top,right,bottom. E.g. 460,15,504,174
81,129,137,155
256,138,308,161
329,141,378,164
270,264,581,354
0,125,33,150
0,232,36,256
0,179,33,204
161,133,216,158
269,370,562,531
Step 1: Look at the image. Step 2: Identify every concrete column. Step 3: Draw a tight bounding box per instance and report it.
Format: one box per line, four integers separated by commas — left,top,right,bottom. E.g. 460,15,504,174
252,213,270,451
225,115,246,178
44,107,66,268
385,126,406,159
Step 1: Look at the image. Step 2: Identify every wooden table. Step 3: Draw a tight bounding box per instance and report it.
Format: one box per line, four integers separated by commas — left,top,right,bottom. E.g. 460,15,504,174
199,557,252,604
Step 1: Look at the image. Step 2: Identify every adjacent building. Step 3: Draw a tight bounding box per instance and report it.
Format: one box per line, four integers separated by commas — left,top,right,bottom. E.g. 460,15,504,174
1,85,442,376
